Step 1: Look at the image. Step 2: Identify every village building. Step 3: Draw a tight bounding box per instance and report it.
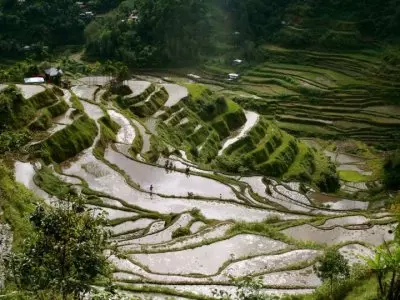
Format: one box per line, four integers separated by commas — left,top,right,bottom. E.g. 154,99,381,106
228,73,240,81
24,77,45,84
44,67,63,84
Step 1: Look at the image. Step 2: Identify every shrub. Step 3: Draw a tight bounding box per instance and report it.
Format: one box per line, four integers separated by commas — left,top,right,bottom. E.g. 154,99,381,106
171,227,191,239
0,129,30,154
317,170,341,193
383,149,400,190
314,248,350,299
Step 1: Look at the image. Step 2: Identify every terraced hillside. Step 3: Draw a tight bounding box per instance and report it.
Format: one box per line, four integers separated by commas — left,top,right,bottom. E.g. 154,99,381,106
3,75,396,299
203,46,400,150
106,80,338,190
0,84,96,158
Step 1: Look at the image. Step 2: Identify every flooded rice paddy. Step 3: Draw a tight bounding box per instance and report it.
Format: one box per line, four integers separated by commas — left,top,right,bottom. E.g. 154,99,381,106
161,84,188,107
310,192,369,210
16,84,45,98
79,76,111,86
71,85,98,101
216,249,320,279
14,79,395,299
104,147,239,199
283,223,396,246
108,110,136,144
218,111,259,155
125,80,152,98
130,234,287,275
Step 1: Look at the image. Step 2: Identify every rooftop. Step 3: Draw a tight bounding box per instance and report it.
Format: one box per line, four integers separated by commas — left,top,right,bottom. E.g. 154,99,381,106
24,77,45,84
44,68,63,77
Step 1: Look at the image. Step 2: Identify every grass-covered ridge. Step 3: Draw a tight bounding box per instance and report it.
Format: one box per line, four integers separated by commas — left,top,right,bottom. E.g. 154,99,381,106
141,83,339,190
131,87,169,118
0,164,41,249
0,85,60,132
157,85,247,165
32,114,98,163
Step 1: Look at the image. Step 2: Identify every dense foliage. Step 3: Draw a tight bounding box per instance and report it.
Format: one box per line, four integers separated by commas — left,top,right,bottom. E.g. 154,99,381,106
1,0,400,63
365,244,400,300
85,0,213,66
6,195,111,299
383,149,400,190
225,0,400,48
0,0,120,56
314,248,350,297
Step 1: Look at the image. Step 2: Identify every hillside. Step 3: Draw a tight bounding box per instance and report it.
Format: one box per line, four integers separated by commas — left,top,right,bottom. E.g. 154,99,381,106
2,0,399,63
0,71,397,299
0,0,400,299
227,0,400,48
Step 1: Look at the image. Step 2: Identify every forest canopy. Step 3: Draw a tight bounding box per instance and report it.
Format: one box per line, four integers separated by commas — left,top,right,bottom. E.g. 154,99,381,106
1,0,400,63
84,0,213,66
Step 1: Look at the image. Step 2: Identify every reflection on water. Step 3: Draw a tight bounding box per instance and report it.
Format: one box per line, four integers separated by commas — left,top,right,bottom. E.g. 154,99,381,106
105,147,238,200
310,192,368,210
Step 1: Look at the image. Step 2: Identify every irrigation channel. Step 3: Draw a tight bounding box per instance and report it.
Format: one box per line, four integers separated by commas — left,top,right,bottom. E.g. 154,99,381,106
13,77,397,299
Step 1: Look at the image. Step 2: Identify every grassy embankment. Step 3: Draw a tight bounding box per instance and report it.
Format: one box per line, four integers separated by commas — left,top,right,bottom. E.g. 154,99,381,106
153,82,337,189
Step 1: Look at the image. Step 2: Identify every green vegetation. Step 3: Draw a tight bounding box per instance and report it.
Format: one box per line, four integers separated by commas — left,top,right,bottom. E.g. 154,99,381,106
0,84,73,157
0,0,119,57
0,129,30,154
0,85,58,132
171,227,191,239
34,167,71,199
314,248,350,298
94,114,120,158
227,218,292,243
339,170,371,183
226,0,400,48
383,149,400,190
0,164,40,248
343,275,378,300
154,83,339,189
1,0,400,298
308,265,375,300
33,114,98,163
116,84,155,108
158,87,247,165
130,87,169,118
85,0,213,66
6,195,111,299
364,244,400,300
228,46,400,150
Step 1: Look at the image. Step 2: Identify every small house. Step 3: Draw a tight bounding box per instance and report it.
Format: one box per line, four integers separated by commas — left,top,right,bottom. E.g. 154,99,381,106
187,73,201,80
128,13,139,23
80,11,94,19
228,73,240,81
233,59,243,66
44,67,63,84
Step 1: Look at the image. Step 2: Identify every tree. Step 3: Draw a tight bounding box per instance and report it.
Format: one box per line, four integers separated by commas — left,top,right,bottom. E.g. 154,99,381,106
84,0,213,66
6,194,112,300
115,63,130,85
364,244,400,300
314,248,350,299
383,149,400,190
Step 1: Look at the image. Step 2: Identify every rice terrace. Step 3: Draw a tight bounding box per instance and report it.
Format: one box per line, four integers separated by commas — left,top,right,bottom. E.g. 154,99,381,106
0,1,400,299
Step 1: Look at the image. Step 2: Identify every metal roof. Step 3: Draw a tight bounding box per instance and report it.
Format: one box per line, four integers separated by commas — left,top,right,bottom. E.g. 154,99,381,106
24,77,45,84
44,68,63,77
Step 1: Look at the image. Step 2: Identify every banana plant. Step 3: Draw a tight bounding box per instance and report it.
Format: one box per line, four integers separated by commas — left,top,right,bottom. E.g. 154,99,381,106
363,243,400,300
